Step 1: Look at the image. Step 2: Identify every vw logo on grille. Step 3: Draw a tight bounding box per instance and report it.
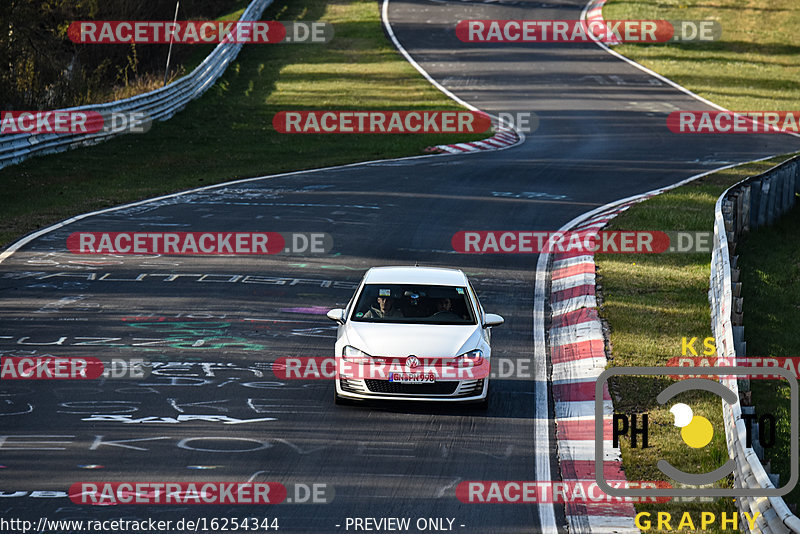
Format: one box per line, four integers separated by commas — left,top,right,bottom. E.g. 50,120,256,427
405,355,420,369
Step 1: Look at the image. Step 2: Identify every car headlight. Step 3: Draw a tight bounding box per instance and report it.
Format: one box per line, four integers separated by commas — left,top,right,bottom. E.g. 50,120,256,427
342,345,373,363
453,349,484,368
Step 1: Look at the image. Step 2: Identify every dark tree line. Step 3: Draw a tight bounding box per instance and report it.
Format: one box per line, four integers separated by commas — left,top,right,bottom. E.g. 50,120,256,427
1,0,242,109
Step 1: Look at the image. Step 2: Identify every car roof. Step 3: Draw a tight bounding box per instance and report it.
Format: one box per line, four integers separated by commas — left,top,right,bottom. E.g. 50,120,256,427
362,266,469,286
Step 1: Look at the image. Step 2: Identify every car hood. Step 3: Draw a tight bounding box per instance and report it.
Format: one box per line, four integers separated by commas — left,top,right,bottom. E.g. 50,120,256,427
343,322,482,358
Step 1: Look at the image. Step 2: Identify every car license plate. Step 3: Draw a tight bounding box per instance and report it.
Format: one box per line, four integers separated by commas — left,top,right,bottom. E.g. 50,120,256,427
389,372,436,384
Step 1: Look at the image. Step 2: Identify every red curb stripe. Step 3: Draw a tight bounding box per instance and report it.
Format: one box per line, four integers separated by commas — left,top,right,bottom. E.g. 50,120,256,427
551,284,595,302
483,139,505,147
552,339,605,365
557,419,613,441
553,249,597,261
559,461,628,482
573,221,610,231
552,380,609,403
551,308,599,328
431,129,519,154
552,262,596,280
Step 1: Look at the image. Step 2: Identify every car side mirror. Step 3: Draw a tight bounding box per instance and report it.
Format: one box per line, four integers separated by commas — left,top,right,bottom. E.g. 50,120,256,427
327,308,346,325
483,313,504,327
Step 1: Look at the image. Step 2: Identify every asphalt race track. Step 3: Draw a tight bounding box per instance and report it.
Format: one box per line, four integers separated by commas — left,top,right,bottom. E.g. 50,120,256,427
1,0,798,532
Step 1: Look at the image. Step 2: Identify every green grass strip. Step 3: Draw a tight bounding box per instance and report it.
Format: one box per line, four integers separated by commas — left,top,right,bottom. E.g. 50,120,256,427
596,153,799,531
737,204,800,507
597,0,800,523
603,0,800,111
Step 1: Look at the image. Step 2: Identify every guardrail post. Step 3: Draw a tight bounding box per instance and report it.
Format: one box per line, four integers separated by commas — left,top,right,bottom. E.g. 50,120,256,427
741,184,751,233
780,166,791,215
766,176,778,225
795,160,800,194
735,189,745,236
724,198,735,233
774,168,785,219
751,179,763,231
733,325,746,356
781,167,791,214
759,178,770,229
733,295,743,324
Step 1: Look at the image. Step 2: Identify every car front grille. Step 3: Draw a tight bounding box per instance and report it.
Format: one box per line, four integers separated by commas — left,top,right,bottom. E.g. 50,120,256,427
341,377,485,398
340,378,369,394
457,379,485,397
364,380,459,395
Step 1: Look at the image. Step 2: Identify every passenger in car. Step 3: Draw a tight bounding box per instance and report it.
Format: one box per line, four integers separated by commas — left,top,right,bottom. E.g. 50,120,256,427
363,295,404,319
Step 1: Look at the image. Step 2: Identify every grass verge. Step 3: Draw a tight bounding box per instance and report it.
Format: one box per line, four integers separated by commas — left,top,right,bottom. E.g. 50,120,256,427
596,152,799,531
597,0,800,524
603,0,800,111
0,0,487,248
737,204,800,507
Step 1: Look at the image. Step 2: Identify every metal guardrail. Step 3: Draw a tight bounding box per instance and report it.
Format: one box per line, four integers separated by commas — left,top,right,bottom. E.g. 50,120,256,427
710,154,800,534
0,0,273,170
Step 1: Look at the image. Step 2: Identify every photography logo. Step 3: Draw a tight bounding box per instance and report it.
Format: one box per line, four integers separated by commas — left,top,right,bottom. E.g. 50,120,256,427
670,403,713,448
596,367,798,497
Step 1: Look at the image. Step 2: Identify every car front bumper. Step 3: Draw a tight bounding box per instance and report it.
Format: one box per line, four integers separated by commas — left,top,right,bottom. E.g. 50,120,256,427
336,377,487,402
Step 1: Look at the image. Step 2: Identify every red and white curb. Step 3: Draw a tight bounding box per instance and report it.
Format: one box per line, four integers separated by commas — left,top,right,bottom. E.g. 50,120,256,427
426,126,521,154
538,159,774,534
584,0,621,46
547,197,656,534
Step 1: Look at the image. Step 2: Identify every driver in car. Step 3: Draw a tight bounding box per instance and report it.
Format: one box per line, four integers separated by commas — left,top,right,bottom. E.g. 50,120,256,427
432,297,460,319
363,295,404,319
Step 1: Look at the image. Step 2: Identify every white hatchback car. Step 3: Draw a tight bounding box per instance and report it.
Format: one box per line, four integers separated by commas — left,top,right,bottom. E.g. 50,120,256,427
326,266,503,406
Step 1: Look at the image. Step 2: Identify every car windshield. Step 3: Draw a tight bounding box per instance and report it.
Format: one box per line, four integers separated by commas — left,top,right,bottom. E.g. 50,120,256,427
351,284,476,324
